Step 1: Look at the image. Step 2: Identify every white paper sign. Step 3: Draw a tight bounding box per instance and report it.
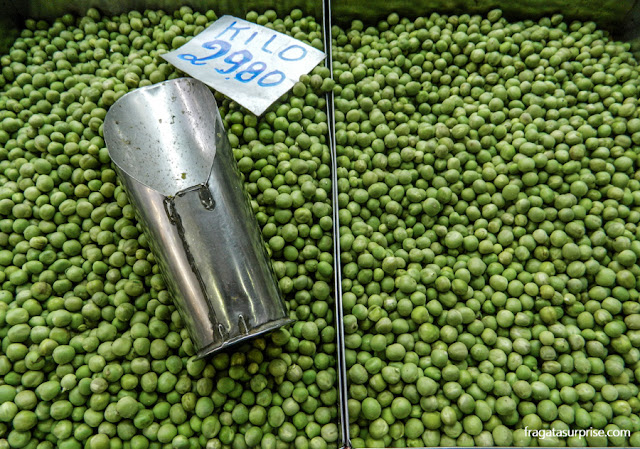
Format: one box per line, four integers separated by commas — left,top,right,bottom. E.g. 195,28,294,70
161,15,326,116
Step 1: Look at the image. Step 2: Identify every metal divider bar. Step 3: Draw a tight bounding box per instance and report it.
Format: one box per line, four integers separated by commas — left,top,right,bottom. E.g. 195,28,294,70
321,0,351,447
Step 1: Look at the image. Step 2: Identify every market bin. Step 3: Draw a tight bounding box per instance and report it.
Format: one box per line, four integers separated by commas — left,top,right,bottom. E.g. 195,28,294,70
324,0,640,448
0,2,349,447
2,1,640,448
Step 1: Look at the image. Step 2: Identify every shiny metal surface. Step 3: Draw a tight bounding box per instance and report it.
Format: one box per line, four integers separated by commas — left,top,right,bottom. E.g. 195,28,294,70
104,78,292,358
322,0,350,447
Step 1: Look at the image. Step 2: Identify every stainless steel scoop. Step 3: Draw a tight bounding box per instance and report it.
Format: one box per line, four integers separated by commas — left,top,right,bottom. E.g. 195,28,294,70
103,77,293,358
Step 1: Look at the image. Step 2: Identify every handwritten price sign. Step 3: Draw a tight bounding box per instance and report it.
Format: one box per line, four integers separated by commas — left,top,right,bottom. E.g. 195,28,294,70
162,16,326,115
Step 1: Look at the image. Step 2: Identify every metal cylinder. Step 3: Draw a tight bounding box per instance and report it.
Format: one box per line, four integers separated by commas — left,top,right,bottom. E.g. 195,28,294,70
103,78,292,358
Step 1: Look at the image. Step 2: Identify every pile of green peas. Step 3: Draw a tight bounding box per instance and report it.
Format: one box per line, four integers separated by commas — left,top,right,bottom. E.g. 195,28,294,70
0,6,339,449
333,9,640,448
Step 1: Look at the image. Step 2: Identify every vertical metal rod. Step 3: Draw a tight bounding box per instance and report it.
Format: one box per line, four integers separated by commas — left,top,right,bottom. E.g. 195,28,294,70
321,0,351,447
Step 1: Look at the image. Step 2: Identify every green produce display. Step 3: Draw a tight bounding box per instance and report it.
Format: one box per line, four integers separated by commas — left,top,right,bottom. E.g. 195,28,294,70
333,9,640,448
0,7,339,449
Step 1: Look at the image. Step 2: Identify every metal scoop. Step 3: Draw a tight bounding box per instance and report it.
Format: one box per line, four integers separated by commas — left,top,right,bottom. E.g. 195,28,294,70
104,78,293,358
